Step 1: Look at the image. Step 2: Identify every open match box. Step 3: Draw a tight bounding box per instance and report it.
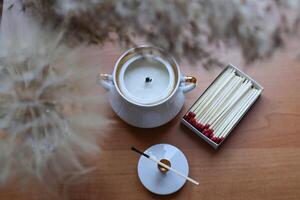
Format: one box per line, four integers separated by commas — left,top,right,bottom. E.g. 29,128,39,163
181,64,264,149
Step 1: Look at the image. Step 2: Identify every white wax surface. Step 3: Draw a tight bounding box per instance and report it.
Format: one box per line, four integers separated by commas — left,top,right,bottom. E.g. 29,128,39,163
119,55,174,105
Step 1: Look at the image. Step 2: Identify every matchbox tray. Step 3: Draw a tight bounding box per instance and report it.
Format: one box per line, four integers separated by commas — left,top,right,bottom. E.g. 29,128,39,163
181,64,263,149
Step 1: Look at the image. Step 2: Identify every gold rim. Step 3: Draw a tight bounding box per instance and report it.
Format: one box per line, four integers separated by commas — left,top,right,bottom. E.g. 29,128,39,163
114,46,180,107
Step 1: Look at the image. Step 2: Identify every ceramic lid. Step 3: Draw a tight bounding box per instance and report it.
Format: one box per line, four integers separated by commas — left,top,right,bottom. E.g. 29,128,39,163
137,144,189,195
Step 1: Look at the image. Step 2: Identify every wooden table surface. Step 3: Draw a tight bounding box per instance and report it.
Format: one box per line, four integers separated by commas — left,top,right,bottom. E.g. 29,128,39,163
1,40,299,200
1,30,300,200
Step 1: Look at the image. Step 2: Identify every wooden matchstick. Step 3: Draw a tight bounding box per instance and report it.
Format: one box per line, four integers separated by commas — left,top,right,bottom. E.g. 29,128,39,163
200,76,242,124
199,77,238,121
218,92,257,138
194,72,236,120
218,89,260,139
190,68,235,112
209,89,255,144
206,80,252,126
193,69,235,113
206,76,245,125
131,147,199,186
212,89,255,138
204,80,252,141
190,72,229,112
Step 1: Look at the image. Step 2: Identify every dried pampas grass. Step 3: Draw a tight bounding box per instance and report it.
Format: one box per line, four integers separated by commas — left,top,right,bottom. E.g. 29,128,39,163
21,0,300,64
0,7,104,187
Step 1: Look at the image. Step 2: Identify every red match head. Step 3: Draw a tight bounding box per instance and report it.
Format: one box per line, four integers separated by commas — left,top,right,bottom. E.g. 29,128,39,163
203,129,212,137
189,112,196,118
189,117,196,123
213,137,224,144
195,123,203,131
203,124,211,130
218,137,225,143
184,113,192,120
184,111,196,121
208,132,215,139
183,115,189,120
196,122,204,131
211,136,218,143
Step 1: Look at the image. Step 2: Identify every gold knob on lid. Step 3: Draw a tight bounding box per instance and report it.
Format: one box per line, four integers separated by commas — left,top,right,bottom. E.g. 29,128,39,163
158,159,171,173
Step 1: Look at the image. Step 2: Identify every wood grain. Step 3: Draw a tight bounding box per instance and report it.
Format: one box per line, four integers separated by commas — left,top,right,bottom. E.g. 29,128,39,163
1,41,300,200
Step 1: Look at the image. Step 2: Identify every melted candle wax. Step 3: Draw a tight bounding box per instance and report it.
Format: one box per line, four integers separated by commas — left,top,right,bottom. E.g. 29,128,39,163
119,55,175,105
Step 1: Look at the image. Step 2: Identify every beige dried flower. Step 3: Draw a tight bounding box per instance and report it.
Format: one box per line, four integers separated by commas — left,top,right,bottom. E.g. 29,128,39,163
0,9,104,187
21,0,300,64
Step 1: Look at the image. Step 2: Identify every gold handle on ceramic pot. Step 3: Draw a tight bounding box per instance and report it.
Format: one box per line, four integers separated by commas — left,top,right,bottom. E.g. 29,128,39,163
185,76,197,84
181,76,197,93
97,73,114,91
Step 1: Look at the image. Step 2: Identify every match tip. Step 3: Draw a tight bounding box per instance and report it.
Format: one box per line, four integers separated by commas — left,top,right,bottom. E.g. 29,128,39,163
131,146,150,158
211,136,219,143
131,146,136,151
195,123,204,131
203,123,210,130
184,111,196,121
203,129,213,137
131,146,140,154
190,112,196,118
190,118,198,127
183,114,189,121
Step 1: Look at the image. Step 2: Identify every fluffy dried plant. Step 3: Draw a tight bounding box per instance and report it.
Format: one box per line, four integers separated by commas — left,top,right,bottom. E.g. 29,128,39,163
0,8,105,188
21,0,300,64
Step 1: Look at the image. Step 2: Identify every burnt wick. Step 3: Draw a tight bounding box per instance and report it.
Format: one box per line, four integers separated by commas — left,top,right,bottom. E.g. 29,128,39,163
145,77,152,83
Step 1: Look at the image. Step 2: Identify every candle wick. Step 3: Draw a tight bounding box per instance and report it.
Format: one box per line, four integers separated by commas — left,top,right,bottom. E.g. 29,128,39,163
145,77,152,83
